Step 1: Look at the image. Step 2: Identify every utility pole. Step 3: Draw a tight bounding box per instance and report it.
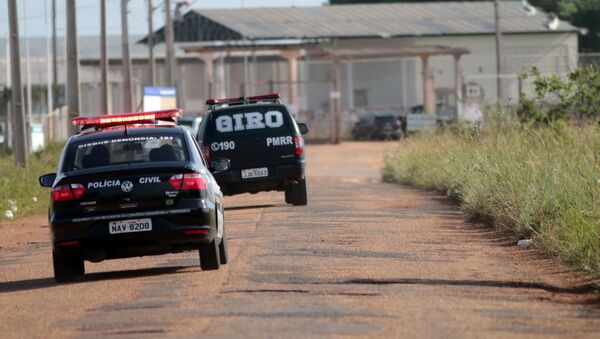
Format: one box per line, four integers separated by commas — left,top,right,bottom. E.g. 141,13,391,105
66,0,80,133
121,0,133,112
8,0,28,166
52,0,57,110
165,0,175,87
494,0,503,110
147,0,155,86
100,0,109,114
24,0,32,150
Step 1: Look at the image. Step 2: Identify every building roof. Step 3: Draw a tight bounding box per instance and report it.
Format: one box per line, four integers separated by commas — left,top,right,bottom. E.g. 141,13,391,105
0,35,187,61
182,1,577,41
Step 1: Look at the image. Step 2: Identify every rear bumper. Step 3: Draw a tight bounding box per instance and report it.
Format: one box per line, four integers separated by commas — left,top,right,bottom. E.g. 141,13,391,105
50,206,217,260
213,161,305,195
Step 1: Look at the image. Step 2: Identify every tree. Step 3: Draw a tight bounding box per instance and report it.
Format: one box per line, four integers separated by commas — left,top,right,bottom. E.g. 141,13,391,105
328,0,600,52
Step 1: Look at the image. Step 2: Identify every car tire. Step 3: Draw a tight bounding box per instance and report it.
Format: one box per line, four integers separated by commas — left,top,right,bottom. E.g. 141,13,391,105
218,234,229,265
285,179,307,206
199,239,221,270
53,250,84,283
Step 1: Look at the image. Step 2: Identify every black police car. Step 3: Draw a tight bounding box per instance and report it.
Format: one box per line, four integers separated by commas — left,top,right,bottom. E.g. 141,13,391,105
39,109,228,282
196,94,309,205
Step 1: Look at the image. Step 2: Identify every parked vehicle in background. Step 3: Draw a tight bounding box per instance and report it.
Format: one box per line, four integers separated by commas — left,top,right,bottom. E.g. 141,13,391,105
351,113,402,140
196,93,309,206
178,115,203,136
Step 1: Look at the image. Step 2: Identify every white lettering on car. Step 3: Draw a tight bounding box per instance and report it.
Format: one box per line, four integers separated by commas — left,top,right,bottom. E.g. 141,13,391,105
266,136,293,147
87,179,121,189
232,114,245,131
211,141,235,151
215,111,285,133
265,111,284,128
244,112,266,130
139,177,161,184
215,115,233,132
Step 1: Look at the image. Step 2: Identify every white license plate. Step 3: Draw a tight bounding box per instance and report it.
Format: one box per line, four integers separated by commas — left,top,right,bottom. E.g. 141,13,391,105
241,167,268,179
109,218,152,234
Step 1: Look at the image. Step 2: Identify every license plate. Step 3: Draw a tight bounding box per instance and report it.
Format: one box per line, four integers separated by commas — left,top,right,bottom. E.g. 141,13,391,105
241,167,268,179
109,218,152,234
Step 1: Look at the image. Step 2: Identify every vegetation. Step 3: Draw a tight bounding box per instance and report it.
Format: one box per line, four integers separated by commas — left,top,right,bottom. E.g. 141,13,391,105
383,126,600,275
385,66,600,274
328,0,600,52
0,143,63,224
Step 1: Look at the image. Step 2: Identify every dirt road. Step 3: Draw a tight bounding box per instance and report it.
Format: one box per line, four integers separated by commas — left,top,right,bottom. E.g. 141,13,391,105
1,142,600,338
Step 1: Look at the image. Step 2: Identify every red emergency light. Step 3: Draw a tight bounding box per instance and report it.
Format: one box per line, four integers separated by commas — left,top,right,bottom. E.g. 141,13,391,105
247,93,281,101
72,109,182,127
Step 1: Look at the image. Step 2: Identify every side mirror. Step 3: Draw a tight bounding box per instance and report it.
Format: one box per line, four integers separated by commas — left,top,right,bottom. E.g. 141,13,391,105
212,158,231,172
297,123,309,135
39,173,57,187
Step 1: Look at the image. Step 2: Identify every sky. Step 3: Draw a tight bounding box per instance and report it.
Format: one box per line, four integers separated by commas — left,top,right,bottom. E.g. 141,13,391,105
0,0,326,38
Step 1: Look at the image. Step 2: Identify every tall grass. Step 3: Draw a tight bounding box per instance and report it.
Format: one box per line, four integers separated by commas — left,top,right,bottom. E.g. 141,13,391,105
0,143,63,224
383,126,600,275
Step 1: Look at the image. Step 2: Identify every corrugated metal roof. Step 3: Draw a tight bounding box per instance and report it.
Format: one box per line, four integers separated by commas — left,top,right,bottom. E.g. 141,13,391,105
193,1,577,40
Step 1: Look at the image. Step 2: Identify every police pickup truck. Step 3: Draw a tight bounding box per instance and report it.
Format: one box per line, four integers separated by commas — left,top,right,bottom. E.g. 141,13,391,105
39,109,228,282
196,94,309,205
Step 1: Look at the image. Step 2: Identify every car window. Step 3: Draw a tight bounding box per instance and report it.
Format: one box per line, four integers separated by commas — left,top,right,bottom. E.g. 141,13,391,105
66,134,188,171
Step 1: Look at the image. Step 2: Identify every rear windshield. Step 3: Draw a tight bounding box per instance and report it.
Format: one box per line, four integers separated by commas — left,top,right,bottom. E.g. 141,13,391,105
208,107,292,138
66,135,188,171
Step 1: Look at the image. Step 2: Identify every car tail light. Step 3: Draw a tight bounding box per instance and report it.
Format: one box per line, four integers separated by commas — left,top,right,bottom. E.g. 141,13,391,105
56,240,80,247
169,173,207,191
294,136,304,156
184,230,209,235
201,145,211,164
52,184,86,202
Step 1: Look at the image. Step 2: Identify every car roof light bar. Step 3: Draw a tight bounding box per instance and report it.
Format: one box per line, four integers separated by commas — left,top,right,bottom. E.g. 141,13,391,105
205,93,282,109
72,109,182,132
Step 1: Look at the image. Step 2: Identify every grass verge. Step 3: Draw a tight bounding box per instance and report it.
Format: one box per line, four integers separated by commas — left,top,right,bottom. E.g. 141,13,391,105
383,126,600,276
0,143,63,224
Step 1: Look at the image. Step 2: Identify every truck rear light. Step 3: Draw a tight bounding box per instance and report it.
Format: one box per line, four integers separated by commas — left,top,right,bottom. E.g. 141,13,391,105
169,173,207,191
294,136,304,156
201,145,211,164
52,184,86,202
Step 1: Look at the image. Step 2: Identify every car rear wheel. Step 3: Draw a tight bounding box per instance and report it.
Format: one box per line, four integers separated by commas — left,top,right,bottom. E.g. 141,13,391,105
53,250,84,283
219,234,229,265
199,239,221,270
285,179,307,206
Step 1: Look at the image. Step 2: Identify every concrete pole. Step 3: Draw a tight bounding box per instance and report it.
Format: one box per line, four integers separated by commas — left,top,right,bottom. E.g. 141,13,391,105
121,0,133,112
147,0,155,86
421,55,435,114
100,0,109,114
8,0,28,166
165,0,175,87
52,0,57,110
66,0,80,133
329,59,341,144
24,0,32,149
453,54,462,122
494,0,503,109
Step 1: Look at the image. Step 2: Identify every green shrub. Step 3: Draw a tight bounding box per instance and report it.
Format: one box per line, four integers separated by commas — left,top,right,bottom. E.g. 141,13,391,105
518,66,600,125
0,143,63,224
384,126,600,276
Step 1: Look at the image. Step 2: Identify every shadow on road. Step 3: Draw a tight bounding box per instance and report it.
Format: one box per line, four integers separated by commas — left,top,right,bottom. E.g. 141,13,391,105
225,204,280,211
0,266,192,293
332,278,598,295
